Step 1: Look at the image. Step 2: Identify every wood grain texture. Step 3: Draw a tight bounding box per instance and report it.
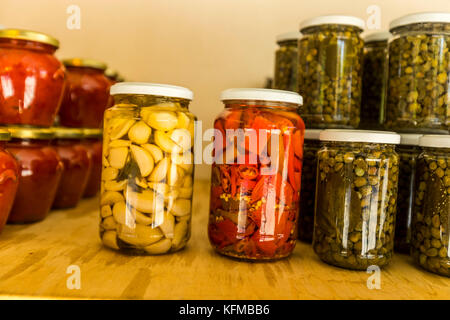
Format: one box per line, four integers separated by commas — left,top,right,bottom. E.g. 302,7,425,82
0,180,448,300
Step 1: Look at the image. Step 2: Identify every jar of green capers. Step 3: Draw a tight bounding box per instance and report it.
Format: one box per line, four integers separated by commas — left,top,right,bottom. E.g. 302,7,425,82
395,134,422,254
411,135,450,277
313,130,401,270
298,15,365,129
385,12,450,133
100,82,196,255
274,31,301,92
359,32,390,130
298,129,322,242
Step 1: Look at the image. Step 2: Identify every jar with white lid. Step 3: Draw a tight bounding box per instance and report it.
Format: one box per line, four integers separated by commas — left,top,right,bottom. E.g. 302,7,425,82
313,130,400,270
274,31,301,92
359,31,391,130
100,82,196,255
385,12,450,133
411,135,450,277
298,15,365,129
395,134,422,253
298,129,322,242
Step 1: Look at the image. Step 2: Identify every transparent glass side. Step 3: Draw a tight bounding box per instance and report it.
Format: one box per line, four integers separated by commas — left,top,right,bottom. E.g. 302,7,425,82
274,39,299,92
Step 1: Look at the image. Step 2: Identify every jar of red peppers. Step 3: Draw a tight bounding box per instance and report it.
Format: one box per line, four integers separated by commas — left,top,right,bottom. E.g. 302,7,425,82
82,128,102,198
208,89,305,260
6,127,63,223
52,128,92,209
0,29,65,126
59,58,110,128
0,129,19,233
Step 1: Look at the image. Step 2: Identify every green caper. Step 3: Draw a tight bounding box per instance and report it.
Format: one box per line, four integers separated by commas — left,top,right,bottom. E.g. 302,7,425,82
274,35,300,92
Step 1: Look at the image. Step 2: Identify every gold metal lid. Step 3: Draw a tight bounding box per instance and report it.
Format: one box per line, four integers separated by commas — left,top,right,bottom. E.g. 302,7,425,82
0,129,11,141
0,29,59,48
63,58,107,71
53,127,84,139
104,68,118,80
83,128,103,139
7,127,54,140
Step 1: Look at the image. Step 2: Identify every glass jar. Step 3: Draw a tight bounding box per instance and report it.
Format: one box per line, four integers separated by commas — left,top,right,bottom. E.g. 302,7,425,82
313,130,400,270
0,129,19,233
82,128,103,198
52,128,92,209
274,31,301,92
394,134,422,253
101,82,196,255
385,13,450,133
359,32,390,130
298,16,365,129
208,89,304,260
298,129,322,242
105,68,119,108
411,135,450,277
6,127,63,223
0,29,65,126
59,59,111,128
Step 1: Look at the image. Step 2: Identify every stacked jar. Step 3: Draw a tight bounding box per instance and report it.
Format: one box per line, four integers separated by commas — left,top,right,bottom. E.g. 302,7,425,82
274,31,301,92
0,29,65,227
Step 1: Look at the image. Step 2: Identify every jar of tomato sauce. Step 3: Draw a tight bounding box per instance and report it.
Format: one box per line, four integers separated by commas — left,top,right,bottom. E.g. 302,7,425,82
52,128,92,209
83,128,102,198
59,59,110,128
6,127,63,223
0,29,65,126
208,88,305,260
0,129,19,233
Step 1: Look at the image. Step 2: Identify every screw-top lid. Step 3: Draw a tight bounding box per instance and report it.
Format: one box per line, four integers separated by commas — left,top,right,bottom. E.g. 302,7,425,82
83,128,103,139
104,68,118,81
300,15,365,32
0,129,11,141
304,129,323,140
0,29,59,48
110,82,193,100
400,133,422,146
53,127,84,139
390,12,450,31
320,129,400,144
63,58,107,71
276,31,302,43
419,135,450,149
220,88,303,105
7,127,54,140
364,31,391,43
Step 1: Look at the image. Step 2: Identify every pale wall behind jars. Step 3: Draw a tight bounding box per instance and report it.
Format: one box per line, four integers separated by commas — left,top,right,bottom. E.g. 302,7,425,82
0,0,448,179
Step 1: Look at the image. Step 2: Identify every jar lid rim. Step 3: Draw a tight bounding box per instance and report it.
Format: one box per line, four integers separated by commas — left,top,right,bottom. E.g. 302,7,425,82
300,15,365,31
0,129,11,141
104,68,119,80
83,128,103,139
6,127,54,140
220,88,302,105
0,29,59,48
390,12,450,30
110,82,193,100
53,127,84,139
419,135,450,148
319,129,400,144
363,31,391,42
399,133,423,146
63,58,107,71
304,129,323,140
276,31,302,43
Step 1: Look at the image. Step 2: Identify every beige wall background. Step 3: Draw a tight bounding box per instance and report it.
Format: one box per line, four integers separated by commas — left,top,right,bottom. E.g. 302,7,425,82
0,0,449,179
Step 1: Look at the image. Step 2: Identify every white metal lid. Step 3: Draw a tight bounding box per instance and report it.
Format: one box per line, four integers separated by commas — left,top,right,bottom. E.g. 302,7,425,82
220,88,303,105
364,31,391,42
300,15,365,31
304,129,323,140
110,82,193,100
419,135,450,148
390,12,450,30
400,133,422,146
276,31,302,43
320,129,400,144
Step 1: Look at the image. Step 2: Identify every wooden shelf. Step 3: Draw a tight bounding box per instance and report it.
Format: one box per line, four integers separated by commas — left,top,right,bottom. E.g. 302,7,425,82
0,180,449,300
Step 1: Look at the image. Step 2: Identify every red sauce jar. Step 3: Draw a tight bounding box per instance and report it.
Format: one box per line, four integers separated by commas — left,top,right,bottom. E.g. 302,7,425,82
0,29,65,126
208,89,305,260
0,129,19,233
52,128,92,209
6,127,63,223
58,59,110,128
82,128,102,198
104,68,118,108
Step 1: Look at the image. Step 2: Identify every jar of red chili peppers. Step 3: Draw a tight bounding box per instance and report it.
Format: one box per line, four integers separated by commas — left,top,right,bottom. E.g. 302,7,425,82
82,128,102,198
59,58,110,128
0,29,65,126
208,88,305,260
6,127,63,223
52,128,92,209
0,129,19,233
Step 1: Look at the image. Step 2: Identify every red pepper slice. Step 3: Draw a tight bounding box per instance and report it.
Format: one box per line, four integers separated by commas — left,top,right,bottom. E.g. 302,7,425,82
292,129,304,159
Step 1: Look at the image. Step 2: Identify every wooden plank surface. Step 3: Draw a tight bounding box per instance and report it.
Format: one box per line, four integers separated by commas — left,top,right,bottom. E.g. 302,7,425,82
0,180,449,300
